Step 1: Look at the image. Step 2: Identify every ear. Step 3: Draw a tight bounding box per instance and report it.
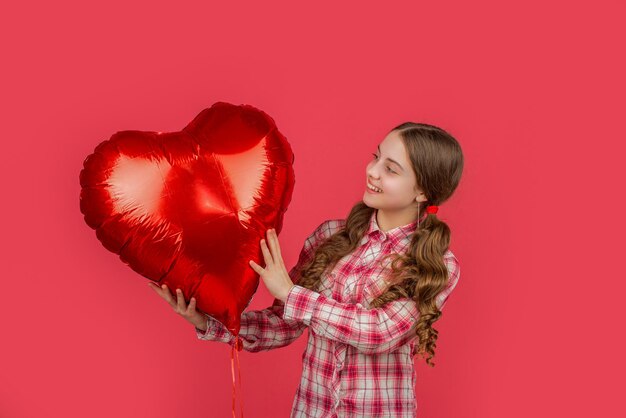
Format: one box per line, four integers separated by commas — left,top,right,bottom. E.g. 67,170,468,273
414,190,428,203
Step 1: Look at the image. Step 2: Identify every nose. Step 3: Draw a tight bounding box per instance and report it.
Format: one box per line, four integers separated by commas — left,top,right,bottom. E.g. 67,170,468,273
366,163,380,180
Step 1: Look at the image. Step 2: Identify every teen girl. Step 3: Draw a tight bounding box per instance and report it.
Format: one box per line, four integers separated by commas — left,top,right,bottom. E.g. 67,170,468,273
149,122,463,417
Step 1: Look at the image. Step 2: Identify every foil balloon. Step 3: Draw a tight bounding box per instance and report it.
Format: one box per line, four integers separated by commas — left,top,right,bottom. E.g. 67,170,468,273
79,101,295,336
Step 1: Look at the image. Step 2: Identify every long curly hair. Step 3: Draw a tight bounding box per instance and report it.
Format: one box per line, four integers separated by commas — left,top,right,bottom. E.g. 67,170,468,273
295,122,464,367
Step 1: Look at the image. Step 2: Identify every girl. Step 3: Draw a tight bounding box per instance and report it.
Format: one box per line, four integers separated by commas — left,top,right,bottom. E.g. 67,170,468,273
149,122,463,417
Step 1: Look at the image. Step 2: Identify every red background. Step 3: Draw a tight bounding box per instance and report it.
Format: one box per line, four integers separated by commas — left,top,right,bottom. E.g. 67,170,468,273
1,1,624,417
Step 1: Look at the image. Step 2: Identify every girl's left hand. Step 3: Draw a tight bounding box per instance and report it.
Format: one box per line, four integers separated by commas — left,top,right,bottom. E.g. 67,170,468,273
249,228,295,302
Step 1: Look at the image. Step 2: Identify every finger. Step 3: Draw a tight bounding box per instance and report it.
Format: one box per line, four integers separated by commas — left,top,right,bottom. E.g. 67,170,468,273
188,297,197,313
249,259,262,273
260,238,273,266
176,289,187,311
267,229,283,267
160,284,176,306
148,282,167,299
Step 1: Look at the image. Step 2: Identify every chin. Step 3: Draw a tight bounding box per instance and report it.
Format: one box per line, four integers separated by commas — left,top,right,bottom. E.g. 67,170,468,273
362,195,381,209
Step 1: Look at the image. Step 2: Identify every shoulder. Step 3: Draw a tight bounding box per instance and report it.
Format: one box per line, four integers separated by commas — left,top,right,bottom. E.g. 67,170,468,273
311,218,346,239
306,218,346,244
436,249,461,309
443,248,461,282
444,248,459,264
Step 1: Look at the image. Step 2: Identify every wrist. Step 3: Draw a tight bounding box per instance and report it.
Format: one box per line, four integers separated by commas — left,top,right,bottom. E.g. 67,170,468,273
282,284,296,302
194,318,208,331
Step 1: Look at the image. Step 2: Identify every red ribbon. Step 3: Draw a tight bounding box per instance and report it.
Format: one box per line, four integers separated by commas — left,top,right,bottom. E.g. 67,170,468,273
231,335,245,418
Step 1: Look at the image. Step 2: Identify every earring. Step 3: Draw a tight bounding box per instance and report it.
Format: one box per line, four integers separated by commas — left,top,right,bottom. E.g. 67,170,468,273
417,201,420,228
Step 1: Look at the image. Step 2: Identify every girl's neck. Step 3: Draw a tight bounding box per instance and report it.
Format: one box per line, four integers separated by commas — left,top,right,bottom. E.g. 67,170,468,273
375,208,421,232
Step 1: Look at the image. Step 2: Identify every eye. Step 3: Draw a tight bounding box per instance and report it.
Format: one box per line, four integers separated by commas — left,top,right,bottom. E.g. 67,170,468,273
372,153,397,174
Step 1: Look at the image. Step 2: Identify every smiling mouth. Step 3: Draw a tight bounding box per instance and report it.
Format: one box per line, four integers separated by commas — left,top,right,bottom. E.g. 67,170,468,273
366,181,383,193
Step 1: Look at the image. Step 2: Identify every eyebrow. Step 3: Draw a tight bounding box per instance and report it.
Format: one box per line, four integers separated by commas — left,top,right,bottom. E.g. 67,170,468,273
377,144,405,172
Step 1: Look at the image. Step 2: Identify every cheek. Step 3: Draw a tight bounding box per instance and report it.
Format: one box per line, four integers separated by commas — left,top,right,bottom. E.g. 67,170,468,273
382,179,410,197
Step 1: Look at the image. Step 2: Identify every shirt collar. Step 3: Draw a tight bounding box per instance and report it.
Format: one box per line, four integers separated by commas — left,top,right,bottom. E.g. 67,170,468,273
360,209,423,246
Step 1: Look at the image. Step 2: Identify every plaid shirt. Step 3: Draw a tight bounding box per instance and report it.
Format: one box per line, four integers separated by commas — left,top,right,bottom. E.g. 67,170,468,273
196,210,461,417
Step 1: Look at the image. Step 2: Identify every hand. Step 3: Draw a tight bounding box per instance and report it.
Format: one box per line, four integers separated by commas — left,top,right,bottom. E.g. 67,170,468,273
249,228,295,302
147,282,207,329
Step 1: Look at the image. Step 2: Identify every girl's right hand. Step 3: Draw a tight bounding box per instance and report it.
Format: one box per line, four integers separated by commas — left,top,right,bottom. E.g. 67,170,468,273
147,282,207,329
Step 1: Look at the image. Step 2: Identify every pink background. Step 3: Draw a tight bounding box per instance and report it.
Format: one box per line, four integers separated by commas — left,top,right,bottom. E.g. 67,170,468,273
1,0,624,417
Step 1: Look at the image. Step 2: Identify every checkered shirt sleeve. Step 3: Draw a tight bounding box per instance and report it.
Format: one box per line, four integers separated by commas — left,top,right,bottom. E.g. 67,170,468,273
282,251,461,355
195,221,332,352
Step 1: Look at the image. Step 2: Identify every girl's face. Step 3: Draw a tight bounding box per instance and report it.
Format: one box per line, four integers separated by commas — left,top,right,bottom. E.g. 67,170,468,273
363,130,426,211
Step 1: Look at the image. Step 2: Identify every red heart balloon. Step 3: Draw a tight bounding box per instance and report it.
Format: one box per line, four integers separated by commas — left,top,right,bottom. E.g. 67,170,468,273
79,102,295,336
